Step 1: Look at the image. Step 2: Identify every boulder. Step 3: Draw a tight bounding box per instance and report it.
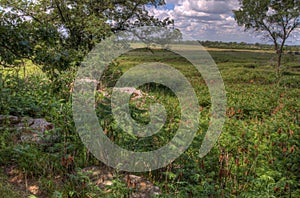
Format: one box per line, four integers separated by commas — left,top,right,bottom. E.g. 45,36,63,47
18,118,55,144
0,115,56,145
81,166,161,198
124,174,161,198
0,115,20,125
113,87,144,99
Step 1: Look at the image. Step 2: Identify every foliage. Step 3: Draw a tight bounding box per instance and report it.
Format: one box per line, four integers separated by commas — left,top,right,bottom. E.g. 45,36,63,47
198,40,300,52
0,0,173,92
0,46,299,197
131,26,183,48
233,0,300,75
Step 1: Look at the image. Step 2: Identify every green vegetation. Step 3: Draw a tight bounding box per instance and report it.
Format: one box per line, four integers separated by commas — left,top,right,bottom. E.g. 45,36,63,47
0,0,173,90
1,0,299,197
197,40,300,52
1,46,299,197
233,0,300,75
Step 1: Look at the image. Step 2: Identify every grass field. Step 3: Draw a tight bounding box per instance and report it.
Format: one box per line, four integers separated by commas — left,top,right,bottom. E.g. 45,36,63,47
0,45,299,197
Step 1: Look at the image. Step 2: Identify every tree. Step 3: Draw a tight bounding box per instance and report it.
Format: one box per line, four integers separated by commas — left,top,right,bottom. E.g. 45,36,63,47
0,0,172,78
0,10,35,68
155,28,182,48
233,0,300,75
130,25,182,48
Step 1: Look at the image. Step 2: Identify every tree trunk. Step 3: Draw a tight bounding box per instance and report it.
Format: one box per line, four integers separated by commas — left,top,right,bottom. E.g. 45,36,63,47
276,40,286,77
276,50,282,77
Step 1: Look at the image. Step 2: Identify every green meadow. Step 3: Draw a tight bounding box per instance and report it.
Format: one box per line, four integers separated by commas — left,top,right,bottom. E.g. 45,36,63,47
0,45,300,197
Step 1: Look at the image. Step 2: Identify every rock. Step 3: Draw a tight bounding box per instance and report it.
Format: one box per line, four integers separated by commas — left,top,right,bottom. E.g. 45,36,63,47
124,174,162,198
76,78,98,84
81,166,161,197
0,115,20,125
0,115,56,145
16,118,55,144
22,118,54,132
81,166,114,189
113,87,144,99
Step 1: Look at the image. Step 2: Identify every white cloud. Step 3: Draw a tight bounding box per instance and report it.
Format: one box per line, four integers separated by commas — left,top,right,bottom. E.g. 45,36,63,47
148,0,300,44
165,0,180,4
188,0,234,14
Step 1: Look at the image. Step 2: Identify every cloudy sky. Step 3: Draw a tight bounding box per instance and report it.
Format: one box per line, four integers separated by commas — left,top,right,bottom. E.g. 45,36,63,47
147,0,300,45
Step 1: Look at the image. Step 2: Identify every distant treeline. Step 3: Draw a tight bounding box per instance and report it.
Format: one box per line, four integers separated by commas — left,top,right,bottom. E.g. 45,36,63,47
189,40,300,52
130,39,300,52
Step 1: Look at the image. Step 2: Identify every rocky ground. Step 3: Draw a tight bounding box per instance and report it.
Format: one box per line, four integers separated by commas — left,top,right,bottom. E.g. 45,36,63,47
0,115,161,197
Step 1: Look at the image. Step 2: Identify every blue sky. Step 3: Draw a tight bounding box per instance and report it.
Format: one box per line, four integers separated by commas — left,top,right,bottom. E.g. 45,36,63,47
147,0,300,45
161,3,175,10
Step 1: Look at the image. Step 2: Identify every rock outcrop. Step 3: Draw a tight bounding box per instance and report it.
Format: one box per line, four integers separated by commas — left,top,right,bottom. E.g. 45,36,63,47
81,166,161,198
0,115,57,145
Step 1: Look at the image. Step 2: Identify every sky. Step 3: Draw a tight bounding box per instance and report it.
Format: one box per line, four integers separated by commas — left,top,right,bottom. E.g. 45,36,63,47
147,0,300,45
